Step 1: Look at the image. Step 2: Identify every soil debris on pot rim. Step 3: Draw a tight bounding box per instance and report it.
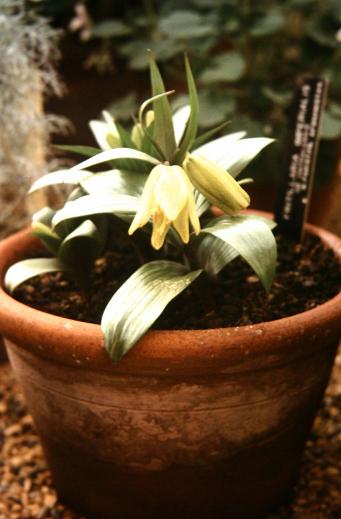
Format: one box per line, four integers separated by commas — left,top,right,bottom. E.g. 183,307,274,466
13,233,341,329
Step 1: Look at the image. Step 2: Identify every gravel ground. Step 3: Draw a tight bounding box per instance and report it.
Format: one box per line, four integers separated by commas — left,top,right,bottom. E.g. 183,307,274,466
0,351,340,519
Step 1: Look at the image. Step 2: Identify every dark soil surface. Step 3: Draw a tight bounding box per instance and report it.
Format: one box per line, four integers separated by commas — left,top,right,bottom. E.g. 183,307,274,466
1,351,341,518
14,233,341,329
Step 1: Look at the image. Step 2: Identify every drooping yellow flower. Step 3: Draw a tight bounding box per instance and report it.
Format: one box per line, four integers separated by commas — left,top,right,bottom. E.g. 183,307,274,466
184,154,250,215
128,164,200,249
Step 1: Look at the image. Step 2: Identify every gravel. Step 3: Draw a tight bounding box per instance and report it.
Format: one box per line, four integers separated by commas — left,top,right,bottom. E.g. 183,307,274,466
0,350,340,519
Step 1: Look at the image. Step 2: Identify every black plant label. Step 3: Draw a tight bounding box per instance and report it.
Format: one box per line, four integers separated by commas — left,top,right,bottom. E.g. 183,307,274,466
275,78,328,242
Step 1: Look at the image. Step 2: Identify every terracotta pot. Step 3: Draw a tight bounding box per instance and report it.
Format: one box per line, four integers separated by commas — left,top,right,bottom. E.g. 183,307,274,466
0,226,340,519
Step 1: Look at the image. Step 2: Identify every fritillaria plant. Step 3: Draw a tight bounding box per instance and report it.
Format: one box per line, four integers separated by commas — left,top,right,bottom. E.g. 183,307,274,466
5,54,277,361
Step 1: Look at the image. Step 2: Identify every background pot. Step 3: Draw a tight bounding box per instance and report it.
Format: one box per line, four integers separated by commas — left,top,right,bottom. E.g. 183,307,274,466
0,226,340,519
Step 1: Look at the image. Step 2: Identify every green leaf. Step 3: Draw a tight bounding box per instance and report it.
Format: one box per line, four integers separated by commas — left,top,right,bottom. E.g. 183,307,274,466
140,120,160,158
197,91,236,128
191,121,230,150
262,86,292,107
200,52,246,84
29,169,93,194
80,170,147,197
138,91,176,161
329,102,341,119
193,214,276,275
101,261,202,361
192,234,239,275
114,121,152,172
194,190,210,217
70,147,160,172
91,20,131,38
31,223,61,256
174,55,199,164
32,206,56,227
250,12,285,37
106,93,138,121
55,145,101,157
202,215,277,292
120,40,183,70
320,110,341,140
194,136,273,177
193,131,246,162
52,194,141,229
306,17,339,48
31,207,62,255
149,54,176,161
159,10,213,39
67,186,87,202
58,220,104,287
5,258,64,293
115,121,136,149
214,137,274,177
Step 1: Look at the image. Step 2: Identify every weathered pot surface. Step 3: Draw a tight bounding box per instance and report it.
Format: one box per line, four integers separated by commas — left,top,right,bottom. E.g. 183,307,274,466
0,224,340,519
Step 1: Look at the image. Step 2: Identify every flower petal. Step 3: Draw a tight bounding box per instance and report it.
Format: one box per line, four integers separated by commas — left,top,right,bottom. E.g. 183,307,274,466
151,210,171,250
154,165,188,221
128,167,160,235
173,205,190,243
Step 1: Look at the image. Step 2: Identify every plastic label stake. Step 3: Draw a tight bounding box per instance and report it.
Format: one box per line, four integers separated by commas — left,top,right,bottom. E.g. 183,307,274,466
275,78,328,242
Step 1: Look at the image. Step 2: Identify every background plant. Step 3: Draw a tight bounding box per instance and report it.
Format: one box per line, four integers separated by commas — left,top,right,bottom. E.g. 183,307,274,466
6,55,277,362
54,0,341,184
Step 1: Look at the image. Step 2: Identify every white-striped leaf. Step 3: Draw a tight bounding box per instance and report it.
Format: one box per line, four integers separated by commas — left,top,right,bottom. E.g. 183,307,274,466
31,223,61,256
5,258,64,292
58,220,104,287
32,206,56,226
52,194,141,229
101,261,202,361
193,131,246,163
192,234,239,275
29,169,93,194
70,148,160,172
30,207,61,256
190,121,230,150
194,214,276,275
80,170,147,197
172,105,191,145
213,137,274,177
194,189,210,217
202,215,277,292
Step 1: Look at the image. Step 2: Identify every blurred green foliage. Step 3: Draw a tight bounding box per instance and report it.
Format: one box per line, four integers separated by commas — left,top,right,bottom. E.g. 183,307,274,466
46,0,341,182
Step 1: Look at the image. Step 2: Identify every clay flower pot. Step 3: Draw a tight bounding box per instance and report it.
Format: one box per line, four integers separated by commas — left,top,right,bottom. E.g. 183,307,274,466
0,225,340,519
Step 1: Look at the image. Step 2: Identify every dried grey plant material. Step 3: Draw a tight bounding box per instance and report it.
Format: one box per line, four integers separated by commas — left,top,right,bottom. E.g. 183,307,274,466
0,0,68,237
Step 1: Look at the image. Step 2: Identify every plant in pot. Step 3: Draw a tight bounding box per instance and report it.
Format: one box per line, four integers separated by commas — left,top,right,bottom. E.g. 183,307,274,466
0,55,341,519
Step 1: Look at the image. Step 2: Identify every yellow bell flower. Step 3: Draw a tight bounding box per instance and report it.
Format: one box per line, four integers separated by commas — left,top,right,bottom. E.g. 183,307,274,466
184,154,250,215
128,164,200,249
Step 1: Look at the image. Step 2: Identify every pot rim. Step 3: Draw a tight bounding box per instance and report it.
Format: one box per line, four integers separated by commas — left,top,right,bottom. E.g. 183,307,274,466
0,219,340,373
